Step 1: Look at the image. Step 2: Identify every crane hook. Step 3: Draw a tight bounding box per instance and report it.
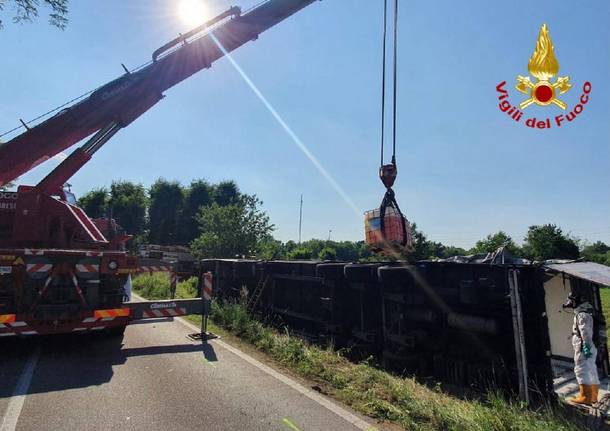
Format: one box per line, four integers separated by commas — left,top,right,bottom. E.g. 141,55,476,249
379,162,397,189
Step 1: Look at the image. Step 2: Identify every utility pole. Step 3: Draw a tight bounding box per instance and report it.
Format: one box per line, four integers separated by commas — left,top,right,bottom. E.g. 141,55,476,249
298,194,303,244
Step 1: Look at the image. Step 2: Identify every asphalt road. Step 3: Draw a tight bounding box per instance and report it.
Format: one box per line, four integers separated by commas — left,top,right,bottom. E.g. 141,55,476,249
0,316,380,431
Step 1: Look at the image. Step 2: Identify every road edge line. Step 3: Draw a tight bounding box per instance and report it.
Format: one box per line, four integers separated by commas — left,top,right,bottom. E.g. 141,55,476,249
130,293,374,429
0,348,40,431
174,315,375,431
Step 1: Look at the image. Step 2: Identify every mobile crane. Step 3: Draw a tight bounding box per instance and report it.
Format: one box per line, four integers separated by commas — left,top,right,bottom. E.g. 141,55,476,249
0,0,317,337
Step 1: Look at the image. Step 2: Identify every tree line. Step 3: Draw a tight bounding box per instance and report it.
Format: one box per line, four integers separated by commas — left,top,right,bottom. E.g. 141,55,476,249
257,224,609,265
77,178,271,255
78,178,609,265
423,226,609,265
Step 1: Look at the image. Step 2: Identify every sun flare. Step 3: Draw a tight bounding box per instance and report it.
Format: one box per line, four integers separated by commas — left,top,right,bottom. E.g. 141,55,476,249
178,0,208,28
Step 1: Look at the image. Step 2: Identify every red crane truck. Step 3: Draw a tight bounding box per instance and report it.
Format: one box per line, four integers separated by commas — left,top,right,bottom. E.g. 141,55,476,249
0,0,317,337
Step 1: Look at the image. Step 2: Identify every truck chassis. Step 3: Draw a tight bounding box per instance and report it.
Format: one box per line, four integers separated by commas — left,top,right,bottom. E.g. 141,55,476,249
0,248,204,337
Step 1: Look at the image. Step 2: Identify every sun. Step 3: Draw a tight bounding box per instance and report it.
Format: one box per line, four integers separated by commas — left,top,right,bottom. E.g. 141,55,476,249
178,0,208,28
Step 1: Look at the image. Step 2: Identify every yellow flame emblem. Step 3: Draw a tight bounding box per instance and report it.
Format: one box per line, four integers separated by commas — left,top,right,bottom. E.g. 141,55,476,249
528,24,559,80
515,24,571,109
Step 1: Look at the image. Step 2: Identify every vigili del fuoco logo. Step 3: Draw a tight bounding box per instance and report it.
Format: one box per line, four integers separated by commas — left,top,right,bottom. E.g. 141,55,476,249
496,24,591,129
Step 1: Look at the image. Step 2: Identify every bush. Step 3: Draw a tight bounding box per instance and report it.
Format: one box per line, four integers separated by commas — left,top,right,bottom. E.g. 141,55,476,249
287,247,312,260
132,272,171,299
176,277,198,298
318,247,337,261
132,273,198,299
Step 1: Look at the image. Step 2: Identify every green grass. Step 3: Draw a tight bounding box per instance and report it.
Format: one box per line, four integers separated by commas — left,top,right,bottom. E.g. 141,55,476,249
600,287,610,340
133,274,589,431
132,272,198,300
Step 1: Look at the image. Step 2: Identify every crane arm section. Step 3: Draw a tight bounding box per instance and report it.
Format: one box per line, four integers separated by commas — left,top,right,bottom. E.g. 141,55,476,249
0,0,317,187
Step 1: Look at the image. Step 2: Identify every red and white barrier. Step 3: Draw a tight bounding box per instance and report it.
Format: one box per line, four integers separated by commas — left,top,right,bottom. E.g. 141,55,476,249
26,263,52,274
142,307,188,318
139,265,172,273
203,272,213,301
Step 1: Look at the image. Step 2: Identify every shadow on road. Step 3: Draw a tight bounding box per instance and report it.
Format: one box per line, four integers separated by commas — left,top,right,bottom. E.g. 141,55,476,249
0,332,216,399
201,341,218,363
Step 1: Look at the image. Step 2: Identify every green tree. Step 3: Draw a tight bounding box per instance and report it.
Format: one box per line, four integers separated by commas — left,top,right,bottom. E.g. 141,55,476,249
582,241,610,264
586,241,610,254
178,179,214,244
409,223,441,260
367,223,464,261
471,231,520,256
427,241,447,259
213,180,240,206
264,239,371,262
298,239,326,258
77,187,109,219
283,240,298,256
257,238,284,260
521,224,579,261
441,246,468,258
191,194,273,258
109,181,147,236
334,240,371,261
318,247,337,261
148,179,184,245
287,247,312,260
0,0,68,29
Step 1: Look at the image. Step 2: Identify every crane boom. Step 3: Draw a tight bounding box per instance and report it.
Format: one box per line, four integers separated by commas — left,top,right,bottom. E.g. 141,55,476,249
0,0,317,187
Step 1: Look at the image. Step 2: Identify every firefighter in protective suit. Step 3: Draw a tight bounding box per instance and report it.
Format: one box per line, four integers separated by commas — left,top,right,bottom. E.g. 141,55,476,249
563,292,599,405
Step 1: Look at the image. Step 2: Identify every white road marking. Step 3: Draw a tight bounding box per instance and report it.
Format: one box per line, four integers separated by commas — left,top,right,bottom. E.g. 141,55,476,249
130,293,374,429
176,316,374,431
1,348,40,431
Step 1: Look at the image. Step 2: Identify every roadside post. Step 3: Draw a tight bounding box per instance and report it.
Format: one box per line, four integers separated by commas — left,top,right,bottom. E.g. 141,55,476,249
187,270,217,341
202,271,213,333
169,262,177,300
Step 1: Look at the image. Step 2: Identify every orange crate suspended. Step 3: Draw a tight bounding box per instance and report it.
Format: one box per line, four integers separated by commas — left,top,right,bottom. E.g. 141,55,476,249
364,206,412,249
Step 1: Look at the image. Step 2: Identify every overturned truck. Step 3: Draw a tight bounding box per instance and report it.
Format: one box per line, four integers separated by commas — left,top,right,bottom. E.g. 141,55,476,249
202,257,610,402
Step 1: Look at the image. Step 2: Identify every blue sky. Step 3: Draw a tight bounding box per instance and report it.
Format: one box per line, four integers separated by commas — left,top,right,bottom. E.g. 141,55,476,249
1,0,609,249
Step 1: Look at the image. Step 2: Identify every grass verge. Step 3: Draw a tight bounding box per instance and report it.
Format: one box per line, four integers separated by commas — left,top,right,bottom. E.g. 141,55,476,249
600,287,610,340
133,273,588,431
